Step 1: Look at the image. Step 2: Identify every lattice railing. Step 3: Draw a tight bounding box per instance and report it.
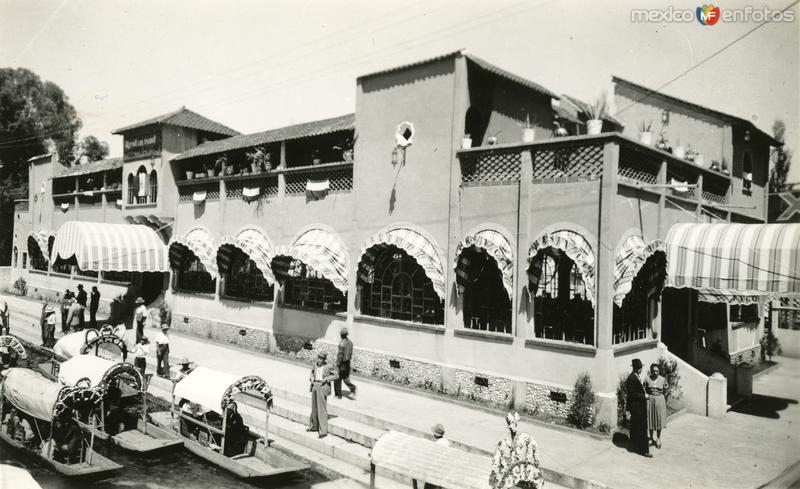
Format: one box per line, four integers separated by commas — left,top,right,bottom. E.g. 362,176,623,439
179,183,220,202
226,178,278,199
666,169,698,200
532,143,603,182
459,150,521,185
286,173,306,195
618,149,660,187
14,200,29,213
286,165,353,195
702,189,728,205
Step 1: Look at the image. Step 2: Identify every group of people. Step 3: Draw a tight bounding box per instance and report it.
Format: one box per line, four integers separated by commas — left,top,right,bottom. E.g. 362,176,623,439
625,358,668,458
306,327,357,439
132,298,173,379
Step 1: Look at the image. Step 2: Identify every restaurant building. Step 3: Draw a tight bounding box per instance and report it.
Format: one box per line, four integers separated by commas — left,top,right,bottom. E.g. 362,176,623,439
9,50,797,427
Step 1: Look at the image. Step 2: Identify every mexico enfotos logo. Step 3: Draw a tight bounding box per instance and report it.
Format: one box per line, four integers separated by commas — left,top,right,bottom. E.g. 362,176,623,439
631,4,796,24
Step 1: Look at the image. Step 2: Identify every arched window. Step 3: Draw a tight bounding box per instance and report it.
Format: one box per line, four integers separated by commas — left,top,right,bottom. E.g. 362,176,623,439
136,166,148,204
223,247,273,301
742,152,753,193
177,255,216,293
281,260,346,313
149,170,158,204
28,237,48,272
530,248,594,345
612,253,665,344
13,247,18,268
127,173,135,205
459,247,512,333
360,245,444,324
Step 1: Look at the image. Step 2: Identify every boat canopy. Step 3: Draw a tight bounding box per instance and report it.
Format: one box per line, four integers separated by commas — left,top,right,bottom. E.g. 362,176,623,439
54,330,127,361
58,355,143,392
173,366,272,413
2,368,101,420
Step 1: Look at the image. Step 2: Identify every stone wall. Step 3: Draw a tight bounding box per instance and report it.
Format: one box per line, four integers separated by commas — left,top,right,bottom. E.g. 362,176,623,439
524,382,573,419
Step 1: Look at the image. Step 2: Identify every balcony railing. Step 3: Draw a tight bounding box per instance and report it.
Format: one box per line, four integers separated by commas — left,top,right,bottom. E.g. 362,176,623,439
459,148,521,185
532,141,604,183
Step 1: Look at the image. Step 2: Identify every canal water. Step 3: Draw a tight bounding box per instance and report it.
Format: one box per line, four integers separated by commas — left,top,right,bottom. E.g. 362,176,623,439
0,348,331,489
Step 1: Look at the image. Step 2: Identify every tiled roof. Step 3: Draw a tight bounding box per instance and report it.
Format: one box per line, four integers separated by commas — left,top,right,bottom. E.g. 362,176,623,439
612,76,780,146
173,113,355,161
112,107,240,137
358,50,559,99
54,157,123,179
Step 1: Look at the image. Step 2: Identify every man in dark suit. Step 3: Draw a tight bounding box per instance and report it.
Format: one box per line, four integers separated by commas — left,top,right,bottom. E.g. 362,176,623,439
334,327,357,399
89,286,100,329
76,284,87,329
307,352,338,439
626,358,652,457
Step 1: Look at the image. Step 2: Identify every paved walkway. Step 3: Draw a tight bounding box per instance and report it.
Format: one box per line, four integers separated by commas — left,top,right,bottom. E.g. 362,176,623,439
4,292,800,489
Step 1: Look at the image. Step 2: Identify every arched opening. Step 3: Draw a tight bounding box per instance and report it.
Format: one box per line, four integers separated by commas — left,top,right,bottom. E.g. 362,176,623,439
529,248,594,344
27,236,48,272
742,152,753,193
222,246,274,301
458,246,512,333
275,257,346,313
612,252,666,344
149,169,158,204
464,106,489,146
175,252,216,293
136,166,148,204
127,173,135,205
49,235,70,274
359,245,444,324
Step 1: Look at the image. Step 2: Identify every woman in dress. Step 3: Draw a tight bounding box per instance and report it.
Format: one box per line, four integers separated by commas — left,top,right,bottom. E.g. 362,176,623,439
644,363,667,448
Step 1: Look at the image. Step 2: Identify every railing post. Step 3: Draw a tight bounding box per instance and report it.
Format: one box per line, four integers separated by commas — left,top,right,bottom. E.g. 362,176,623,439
696,173,704,219
278,141,287,200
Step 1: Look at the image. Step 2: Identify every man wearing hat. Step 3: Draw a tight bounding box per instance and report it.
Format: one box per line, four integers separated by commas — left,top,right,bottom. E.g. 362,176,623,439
174,358,194,383
134,297,147,344
155,326,170,378
44,305,57,348
333,327,357,399
133,336,150,377
432,423,449,447
625,358,652,458
307,352,338,438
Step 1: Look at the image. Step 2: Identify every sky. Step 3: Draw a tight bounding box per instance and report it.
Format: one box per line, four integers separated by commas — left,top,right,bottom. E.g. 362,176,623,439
1,0,798,180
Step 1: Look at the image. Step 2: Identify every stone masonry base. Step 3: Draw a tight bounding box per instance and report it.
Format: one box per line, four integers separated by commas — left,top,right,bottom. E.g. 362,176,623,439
170,312,580,422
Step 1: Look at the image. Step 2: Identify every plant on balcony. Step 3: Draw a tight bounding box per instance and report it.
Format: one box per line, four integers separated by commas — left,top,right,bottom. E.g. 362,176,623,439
673,137,685,159
656,132,671,152
311,149,322,166
638,121,653,146
684,144,697,162
521,112,536,142
584,96,606,135
334,135,356,163
246,146,272,173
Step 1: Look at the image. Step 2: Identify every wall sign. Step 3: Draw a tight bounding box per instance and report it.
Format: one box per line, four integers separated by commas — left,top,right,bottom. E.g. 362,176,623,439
124,131,161,160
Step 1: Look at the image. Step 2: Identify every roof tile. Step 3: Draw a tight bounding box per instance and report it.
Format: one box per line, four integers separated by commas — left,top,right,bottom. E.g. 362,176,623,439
112,107,240,137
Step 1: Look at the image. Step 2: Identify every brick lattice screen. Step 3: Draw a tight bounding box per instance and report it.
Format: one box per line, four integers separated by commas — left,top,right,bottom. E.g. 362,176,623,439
532,143,603,182
226,177,278,199
459,150,521,185
14,201,29,213
179,183,220,201
618,149,660,186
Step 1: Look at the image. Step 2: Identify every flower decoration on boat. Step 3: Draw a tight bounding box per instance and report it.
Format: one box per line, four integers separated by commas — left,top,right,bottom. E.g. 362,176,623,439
222,375,274,411
489,412,544,489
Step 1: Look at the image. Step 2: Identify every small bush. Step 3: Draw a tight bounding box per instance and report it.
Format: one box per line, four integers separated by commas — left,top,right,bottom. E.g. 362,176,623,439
760,329,782,361
656,356,682,407
596,421,612,434
568,372,595,429
617,374,628,429
13,277,27,296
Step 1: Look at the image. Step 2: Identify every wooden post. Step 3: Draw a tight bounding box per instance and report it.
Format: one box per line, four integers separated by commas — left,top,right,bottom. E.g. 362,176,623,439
142,388,148,435
264,396,270,447
221,405,227,454
88,413,95,464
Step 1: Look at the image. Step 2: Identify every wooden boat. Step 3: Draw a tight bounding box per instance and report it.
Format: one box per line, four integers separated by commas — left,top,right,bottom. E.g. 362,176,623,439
149,366,308,479
56,354,182,455
0,368,122,478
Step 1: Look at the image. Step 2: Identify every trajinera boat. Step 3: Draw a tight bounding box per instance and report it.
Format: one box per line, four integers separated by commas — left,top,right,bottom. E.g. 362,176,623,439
52,326,128,361
0,368,122,478
57,354,182,455
149,366,309,479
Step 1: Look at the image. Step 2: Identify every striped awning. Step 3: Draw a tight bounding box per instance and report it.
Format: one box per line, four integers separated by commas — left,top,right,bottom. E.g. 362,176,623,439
50,221,168,272
272,229,348,293
665,223,800,302
169,227,218,276
27,229,53,263
358,228,446,301
217,227,275,284
527,229,596,305
613,236,666,307
454,230,514,299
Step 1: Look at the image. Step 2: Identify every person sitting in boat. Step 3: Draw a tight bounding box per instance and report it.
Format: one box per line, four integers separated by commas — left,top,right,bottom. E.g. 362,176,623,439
0,345,19,370
223,401,247,457
103,380,125,436
3,407,17,435
13,412,37,447
179,399,202,440
53,415,84,464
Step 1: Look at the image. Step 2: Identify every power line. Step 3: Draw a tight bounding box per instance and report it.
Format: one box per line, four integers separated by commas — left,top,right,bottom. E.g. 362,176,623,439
617,0,800,115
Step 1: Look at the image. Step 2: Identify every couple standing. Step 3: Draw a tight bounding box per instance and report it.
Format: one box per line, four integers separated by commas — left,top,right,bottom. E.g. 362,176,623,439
307,327,357,438
626,358,668,458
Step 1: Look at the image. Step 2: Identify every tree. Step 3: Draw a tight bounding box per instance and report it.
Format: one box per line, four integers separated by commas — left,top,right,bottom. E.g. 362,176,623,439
0,68,82,264
769,119,793,193
77,135,109,162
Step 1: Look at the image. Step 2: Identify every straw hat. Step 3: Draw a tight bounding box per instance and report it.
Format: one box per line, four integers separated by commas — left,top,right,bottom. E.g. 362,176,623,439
135,297,145,304
45,305,56,314
177,357,192,366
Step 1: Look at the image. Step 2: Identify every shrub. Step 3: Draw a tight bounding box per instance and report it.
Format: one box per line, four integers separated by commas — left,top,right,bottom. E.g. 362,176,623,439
616,374,628,429
760,329,782,361
656,356,682,407
13,277,27,296
568,372,595,429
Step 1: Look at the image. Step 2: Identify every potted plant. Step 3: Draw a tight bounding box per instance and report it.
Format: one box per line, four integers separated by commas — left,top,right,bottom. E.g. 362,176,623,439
639,121,653,145
334,135,355,163
311,150,322,166
522,113,536,142
462,133,473,149
487,131,500,145
585,96,605,135
211,155,226,177
684,145,696,162
694,153,705,167
656,132,671,152
185,169,195,180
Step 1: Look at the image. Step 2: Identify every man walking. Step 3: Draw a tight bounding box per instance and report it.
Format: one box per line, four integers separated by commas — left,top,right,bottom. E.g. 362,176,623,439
40,301,48,346
333,327,357,399
66,299,83,333
134,297,147,344
155,326,170,378
307,352,338,439
1,301,9,335
89,287,100,329
625,358,652,458
44,305,57,348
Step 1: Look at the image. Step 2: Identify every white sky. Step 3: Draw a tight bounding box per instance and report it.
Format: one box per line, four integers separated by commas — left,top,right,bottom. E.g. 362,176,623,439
1,0,798,180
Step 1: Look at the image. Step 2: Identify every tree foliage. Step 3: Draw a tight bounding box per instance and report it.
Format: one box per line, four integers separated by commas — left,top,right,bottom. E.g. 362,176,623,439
0,68,82,264
568,372,595,429
77,135,109,162
769,119,793,193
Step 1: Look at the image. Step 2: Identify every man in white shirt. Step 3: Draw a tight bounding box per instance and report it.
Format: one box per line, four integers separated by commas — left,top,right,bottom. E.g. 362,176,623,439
432,424,449,448
155,326,170,378
44,305,57,348
134,297,147,344
133,336,149,377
